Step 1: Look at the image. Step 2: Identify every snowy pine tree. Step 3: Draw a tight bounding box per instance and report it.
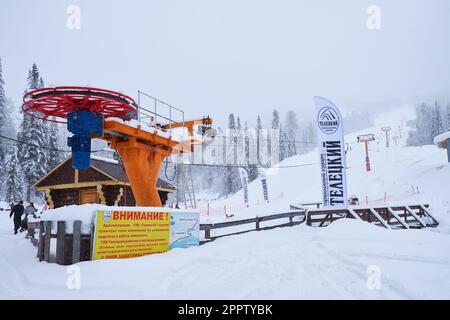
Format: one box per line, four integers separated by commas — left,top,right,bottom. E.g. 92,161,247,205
407,102,448,146
5,144,25,203
17,63,50,200
47,119,62,169
431,102,444,138
0,57,7,180
271,109,280,130
256,115,263,164
279,125,289,161
284,110,298,157
223,113,240,197
447,104,450,131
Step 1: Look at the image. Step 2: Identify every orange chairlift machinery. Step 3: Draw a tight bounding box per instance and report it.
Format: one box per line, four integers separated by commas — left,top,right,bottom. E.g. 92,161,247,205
22,86,213,207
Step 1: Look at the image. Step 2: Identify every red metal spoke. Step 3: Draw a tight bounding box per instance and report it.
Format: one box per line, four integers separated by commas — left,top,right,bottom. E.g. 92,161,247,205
21,86,137,123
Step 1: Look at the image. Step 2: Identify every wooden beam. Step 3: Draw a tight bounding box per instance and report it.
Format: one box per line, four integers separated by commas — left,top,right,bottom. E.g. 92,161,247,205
97,185,106,205
72,221,82,264
36,180,130,190
387,207,409,229
44,221,52,262
37,221,45,261
369,208,391,229
74,169,79,183
36,180,175,193
348,209,362,221
56,221,66,265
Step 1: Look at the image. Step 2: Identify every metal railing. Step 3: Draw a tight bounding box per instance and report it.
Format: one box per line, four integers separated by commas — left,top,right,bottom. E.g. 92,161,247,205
136,90,185,135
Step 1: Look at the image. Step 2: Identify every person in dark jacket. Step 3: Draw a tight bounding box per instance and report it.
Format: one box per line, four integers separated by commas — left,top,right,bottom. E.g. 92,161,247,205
10,201,24,234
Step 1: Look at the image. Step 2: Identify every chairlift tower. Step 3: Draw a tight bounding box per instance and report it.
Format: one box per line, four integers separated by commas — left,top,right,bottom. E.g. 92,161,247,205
22,86,213,207
357,134,375,172
381,127,392,148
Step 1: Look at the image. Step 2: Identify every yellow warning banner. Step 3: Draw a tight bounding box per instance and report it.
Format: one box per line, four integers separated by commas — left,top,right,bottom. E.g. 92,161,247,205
92,210,171,260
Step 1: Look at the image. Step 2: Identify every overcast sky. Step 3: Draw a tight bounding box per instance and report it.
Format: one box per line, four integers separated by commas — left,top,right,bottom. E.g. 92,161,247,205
1,0,450,127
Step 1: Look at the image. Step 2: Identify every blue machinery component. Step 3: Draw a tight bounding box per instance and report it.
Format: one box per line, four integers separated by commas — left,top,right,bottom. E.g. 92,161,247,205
67,111,103,169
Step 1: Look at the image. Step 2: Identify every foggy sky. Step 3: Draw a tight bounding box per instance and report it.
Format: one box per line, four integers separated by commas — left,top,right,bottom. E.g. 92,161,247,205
1,0,450,127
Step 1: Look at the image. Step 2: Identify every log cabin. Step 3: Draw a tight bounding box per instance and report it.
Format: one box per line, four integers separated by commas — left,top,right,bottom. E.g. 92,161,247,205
34,155,176,208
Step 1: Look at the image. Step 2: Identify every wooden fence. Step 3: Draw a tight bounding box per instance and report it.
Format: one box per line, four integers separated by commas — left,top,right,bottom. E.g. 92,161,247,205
200,210,306,243
306,204,438,229
27,210,306,264
28,220,94,265
27,204,438,265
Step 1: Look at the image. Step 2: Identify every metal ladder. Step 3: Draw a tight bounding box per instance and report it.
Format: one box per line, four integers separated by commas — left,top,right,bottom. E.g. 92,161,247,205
176,156,197,209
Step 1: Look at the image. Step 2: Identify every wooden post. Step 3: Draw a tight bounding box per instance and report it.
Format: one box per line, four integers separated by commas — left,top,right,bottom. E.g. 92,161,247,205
37,221,45,260
72,221,82,264
256,217,260,231
43,221,52,263
205,227,211,240
89,224,95,260
56,221,66,265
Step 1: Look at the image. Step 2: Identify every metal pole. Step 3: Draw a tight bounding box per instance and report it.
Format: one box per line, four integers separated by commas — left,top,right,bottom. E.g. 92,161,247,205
365,141,371,171
137,91,141,123
447,138,450,163
154,98,157,127
169,106,172,134
385,130,389,148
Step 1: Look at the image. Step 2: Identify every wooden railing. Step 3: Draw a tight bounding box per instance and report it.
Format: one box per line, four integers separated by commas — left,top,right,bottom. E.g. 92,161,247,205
29,220,94,265
306,204,437,229
200,210,306,243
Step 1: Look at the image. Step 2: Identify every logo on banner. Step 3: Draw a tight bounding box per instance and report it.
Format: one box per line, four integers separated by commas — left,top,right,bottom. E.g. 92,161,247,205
315,96,348,209
238,168,250,207
103,210,112,222
317,107,340,134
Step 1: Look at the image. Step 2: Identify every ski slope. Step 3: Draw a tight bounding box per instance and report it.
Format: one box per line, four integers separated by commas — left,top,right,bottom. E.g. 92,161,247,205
200,107,450,233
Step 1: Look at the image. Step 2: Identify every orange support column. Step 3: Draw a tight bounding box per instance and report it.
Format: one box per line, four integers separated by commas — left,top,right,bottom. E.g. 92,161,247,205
115,141,167,207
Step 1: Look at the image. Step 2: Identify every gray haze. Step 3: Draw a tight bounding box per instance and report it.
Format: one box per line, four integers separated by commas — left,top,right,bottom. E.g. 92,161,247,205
1,0,450,127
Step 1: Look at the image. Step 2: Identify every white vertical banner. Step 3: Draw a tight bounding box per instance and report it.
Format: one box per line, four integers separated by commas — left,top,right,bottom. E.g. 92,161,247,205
314,96,348,209
258,168,269,203
238,167,250,207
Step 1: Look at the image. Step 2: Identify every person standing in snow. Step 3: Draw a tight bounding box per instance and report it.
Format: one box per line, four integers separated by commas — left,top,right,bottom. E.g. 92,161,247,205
24,202,38,218
20,203,38,232
10,201,24,234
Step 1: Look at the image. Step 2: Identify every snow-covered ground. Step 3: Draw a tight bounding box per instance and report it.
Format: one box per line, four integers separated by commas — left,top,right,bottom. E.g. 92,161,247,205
1,214,449,299
0,106,449,299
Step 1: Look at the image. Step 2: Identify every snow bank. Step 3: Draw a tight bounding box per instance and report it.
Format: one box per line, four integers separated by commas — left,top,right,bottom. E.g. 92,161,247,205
1,213,450,299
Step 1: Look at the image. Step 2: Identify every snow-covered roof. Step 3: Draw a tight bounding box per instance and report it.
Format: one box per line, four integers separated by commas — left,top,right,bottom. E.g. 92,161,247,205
90,155,119,164
433,131,450,147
